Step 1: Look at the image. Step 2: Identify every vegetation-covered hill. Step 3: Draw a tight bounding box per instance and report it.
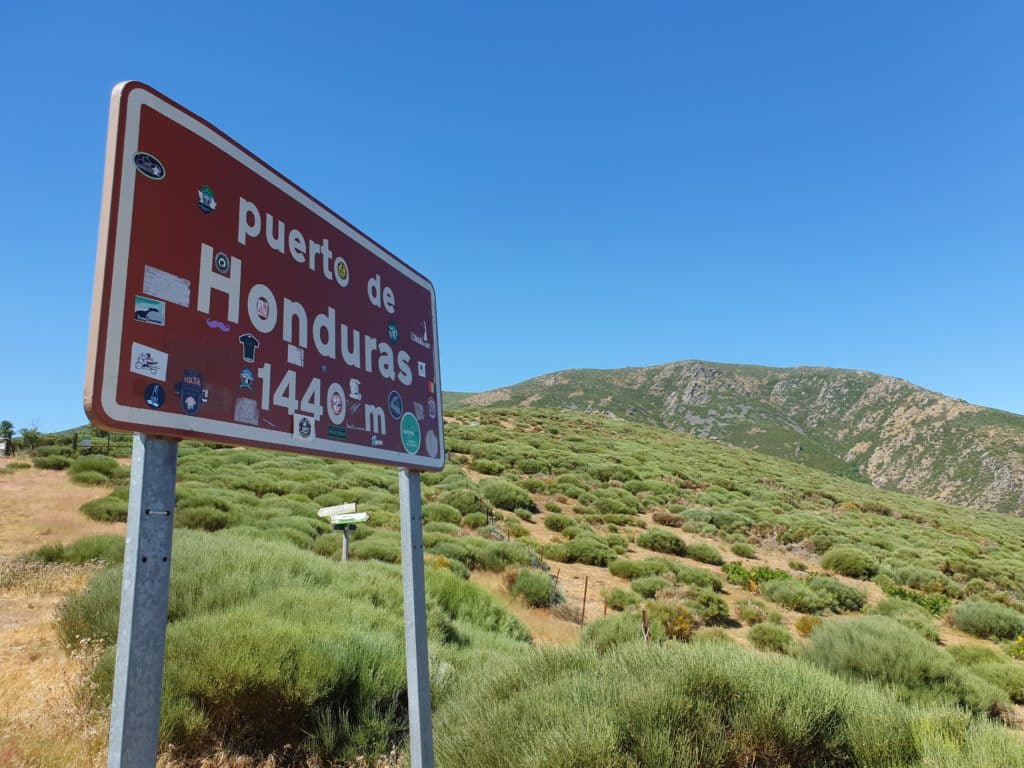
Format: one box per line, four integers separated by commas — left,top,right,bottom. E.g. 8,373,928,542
463,360,1024,515
17,406,1024,766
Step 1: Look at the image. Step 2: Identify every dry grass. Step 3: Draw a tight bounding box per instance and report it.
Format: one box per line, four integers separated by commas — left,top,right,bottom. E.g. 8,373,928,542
0,559,108,768
469,570,581,645
0,459,123,557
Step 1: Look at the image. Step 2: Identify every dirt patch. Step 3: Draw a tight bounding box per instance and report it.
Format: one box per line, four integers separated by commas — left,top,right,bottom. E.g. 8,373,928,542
0,461,124,558
0,461,125,767
469,571,581,645
0,560,108,767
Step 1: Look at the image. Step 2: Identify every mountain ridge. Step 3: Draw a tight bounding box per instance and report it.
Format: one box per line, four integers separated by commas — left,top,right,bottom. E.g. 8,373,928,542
462,360,1024,515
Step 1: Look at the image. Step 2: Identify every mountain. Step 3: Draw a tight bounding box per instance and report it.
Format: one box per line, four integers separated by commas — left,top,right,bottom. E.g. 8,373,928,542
462,361,1024,515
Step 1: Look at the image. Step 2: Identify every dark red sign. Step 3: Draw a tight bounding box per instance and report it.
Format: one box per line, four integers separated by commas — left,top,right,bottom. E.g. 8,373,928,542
85,82,445,469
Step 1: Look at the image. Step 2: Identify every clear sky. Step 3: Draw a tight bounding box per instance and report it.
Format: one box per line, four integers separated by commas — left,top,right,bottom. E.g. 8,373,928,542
1,2,1021,432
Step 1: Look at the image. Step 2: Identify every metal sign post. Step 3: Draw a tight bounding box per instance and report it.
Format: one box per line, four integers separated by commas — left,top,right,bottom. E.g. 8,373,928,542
399,468,434,768
107,433,178,768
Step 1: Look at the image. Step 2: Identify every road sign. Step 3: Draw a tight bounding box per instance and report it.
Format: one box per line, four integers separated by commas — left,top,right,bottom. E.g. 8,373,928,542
85,81,444,471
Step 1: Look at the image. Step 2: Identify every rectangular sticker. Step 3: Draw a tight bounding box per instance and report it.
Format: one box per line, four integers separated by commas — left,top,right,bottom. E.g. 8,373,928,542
129,342,168,382
143,265,191,307
134,295,166,326
233,397,259,425
293,414,316,440
287,344,305,367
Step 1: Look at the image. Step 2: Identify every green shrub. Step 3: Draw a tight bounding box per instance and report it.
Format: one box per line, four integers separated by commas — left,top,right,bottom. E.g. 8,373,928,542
510,569,560,608
803,616,1009,717
607,558,663,579
176,505,231,531
349,531,402,563
604,588,641,612
69,469,109,486
81,494,129,522
953,599,1024,641
806,576,866,612
730,542,756,558
480,479,536,513
581,612,658,652
870,598,939,642
423,521,460,536
949,646,1024,704
59,530,531,762
761,580,831,614
875,575,951,615
1008,636,1024,660
440,489,490,517
748,623,795,654
751,566,792,585
33,454,71,470
471,459,505,475
692,627,734,645
684,587,730,625
651,510,683,527
723,561,752,587
539,543,569,564
630,576,671,599
28,535,124,565
648,599,700,641
635,529,686,556
462,512,488,530
423,503,461,525
566,535,615,567
821,546,879,579
671,564,723,593
512,507,533,521
312,533,345,558
69,455,121,477
543,513,573,532
687,542,723,565
434,638,1007,768
736,599,769,625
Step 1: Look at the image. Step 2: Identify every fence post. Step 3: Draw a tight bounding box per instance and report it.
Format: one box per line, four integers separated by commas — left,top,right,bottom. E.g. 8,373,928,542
581,575,589,625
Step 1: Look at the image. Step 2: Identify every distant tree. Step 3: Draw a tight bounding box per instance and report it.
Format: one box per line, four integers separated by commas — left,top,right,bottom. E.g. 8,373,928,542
19,423,41,451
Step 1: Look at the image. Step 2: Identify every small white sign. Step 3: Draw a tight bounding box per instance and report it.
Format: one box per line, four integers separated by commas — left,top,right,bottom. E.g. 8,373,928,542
318,502,357,519
332,511,369,525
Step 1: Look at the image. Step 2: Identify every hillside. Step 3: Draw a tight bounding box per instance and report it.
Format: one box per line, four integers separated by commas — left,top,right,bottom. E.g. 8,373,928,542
7,407,1024,765
463,361,1024,515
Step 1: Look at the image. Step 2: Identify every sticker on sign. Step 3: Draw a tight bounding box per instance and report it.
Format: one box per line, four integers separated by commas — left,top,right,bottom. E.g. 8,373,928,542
84,82,444,471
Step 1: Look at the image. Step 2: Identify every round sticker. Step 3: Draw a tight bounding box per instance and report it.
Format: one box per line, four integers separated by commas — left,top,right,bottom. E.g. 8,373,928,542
133,152,165,180
425,430,439,458
334,257,350,287
214,251,231,274
400,412,421,454
388,391,403,420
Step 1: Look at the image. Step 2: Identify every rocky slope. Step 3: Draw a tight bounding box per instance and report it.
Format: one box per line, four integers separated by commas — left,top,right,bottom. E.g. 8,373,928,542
463,361,1024,515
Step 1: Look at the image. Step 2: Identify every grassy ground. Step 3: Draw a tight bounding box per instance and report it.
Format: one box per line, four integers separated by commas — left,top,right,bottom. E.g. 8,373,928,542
5,407,1024,765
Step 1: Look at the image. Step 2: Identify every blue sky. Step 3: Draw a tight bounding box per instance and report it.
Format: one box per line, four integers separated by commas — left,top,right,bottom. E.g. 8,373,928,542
1,2,1021,432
